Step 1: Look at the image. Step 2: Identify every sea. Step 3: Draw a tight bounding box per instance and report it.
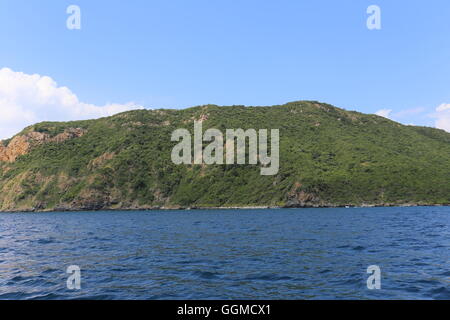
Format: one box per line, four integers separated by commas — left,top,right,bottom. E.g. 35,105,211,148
0,207,448,300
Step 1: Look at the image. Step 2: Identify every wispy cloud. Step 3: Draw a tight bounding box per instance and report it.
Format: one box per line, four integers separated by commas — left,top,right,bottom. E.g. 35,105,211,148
0,68,143,140
433,103,450,132
375,107,431,128
391,107,426,119
375,107,427,120
375,109,392,119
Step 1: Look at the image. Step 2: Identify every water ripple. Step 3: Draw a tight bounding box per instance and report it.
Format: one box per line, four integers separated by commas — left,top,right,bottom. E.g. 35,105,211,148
0,207,448,300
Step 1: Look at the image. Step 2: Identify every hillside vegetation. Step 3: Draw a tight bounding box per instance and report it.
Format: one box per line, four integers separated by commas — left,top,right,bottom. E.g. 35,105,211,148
1,101,450,211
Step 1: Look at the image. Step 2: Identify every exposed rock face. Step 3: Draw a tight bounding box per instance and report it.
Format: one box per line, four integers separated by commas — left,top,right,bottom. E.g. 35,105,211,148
0,128,87,163
285,190,321,208
289,191,320,206
0,136,30,162
88,152,115,169
285,182,321,207
52,128,86,143
26,131,49,143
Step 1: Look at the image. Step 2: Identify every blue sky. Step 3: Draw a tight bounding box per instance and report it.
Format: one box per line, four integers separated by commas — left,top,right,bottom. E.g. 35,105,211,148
1,0,450,138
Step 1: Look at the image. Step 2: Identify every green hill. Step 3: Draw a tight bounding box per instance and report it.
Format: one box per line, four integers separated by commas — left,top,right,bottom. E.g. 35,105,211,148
1,101,450,212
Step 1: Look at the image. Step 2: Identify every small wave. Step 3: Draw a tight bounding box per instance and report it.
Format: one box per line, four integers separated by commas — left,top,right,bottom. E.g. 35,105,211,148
8,275,28,283
29,293,67,300
37,237,56,244
244,273,293,281
175,259,211,265
319,269,332,274
42,268,58,274
429,286,450,300
192,271,221,280
0,292,32,300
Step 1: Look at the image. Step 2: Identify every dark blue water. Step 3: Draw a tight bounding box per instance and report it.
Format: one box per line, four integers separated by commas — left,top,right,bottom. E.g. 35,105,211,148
0,207,449,300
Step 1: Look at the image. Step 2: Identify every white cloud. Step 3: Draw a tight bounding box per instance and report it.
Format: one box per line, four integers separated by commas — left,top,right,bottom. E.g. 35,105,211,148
436,103,450,112
392,107,425,118
433,103,450,132
375,109,392,119
0,68,143,139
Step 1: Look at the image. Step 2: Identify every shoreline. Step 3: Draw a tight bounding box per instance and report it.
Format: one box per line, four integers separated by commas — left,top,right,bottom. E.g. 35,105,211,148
0,203,449,213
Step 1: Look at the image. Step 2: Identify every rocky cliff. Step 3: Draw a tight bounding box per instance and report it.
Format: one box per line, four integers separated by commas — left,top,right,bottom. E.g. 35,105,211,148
0,128,86,163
